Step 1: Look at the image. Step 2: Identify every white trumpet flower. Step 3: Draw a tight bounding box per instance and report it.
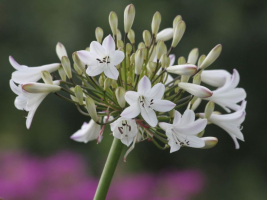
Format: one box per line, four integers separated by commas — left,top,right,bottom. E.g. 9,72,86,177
198,101,246,149
77,35,125,80
70,119,101,143
201,70,231,88
110,117,138,146
159,110,207,153
204,69,246,112
9,56,61,84
121,76,175,127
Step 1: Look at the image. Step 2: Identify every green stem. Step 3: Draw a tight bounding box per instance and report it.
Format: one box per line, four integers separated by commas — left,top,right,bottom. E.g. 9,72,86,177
93,138,124,200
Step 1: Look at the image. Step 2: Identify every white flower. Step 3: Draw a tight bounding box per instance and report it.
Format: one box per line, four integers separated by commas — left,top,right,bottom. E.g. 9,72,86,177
10,80,60,129
77,35,125,80
178,82,213,98
110,117,138,146
9,56,61,84
201,70,231,88
156,28,173,42
167,64,197,76
204,69,246,112
159,110,207,153
121,76,175,127
70,119,101,143
198,101,246,149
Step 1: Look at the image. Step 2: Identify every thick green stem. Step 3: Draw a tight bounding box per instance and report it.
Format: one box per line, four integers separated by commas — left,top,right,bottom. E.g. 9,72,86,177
93,138,124,200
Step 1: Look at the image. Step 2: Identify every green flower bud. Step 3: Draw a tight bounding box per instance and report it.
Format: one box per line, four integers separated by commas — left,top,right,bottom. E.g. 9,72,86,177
135,49,144,75
156,40,167,60
69,87,77,102
58,66,66,81
138,42,145,49
191,98,202,111
169,109,175,118
85,97,98,123
187,48,199,65
193,73,201,85
72,52,85,73
124,4,135,33
61,56,72,79
178,56,186,65
199,44,222,70
147,61,157,74
85,47,90,51
74,63,82,75
151,12,161,36
181,75,190,83
95,27,104,43
111,79,118,89
117,29,122,40
198,55,206,68
174,80,180,93
127,76,132,84
22,82,61,93
109,11,118,36
201,137,218,149
117,40,124,49
173,15,182,28
74,85,84,105
130,53,135,65
126,43,132,55
115,87,126,108
143,30,151,47
41,71,53,85
161,54,169,69
98,75,104,87
127,29,135,44
104,78,112,91
204,101,215,119
171,21,186,48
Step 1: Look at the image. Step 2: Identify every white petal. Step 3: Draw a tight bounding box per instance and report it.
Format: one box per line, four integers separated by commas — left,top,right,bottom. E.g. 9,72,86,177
180,109,195,125
102,35,115,54
103,65,119,80
9,79,21,95
9,56,28,71
121,136,134,147
121,104,141,119
158,122,172,131
178,82,213,98
169,54,175,66
180,135,205,148
90,41,106,57
147,83,165,100
156,28,173,42
124,91,139,105
86,65,105,77
141,106,158,127
151,99,175,112
110,51,125,66
174,118,207,135
77,50,95,65
138,76,151,95
56,42,68,60
15,96,27,110
173,110,182,125
166,129,181,153
201,70,231,87
167,64,197,76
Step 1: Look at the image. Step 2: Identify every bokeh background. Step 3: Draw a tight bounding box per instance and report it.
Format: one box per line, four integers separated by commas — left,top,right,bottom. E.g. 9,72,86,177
0,0,267,199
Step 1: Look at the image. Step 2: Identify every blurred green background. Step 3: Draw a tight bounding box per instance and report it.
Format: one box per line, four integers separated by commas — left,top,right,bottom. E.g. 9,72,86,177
1,0,267,199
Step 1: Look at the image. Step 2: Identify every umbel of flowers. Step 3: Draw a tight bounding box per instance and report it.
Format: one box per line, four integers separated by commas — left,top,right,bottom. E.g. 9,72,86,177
9,4,247,200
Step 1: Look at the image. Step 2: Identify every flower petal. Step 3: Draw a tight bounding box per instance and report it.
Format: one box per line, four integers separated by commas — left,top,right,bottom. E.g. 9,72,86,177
138,76,151,95
77,50,95,65
121,104,141,119
180,109,195,125
169,54,175,66
86,65,104,77
159,122,172,131
102,35,115,54
110,51,125,66
141,106,158,127
178,82,213,98
174,118,207,135
9,56,28,71
147,83,165,100
151,99,175,112
103,65,119,80
90,41,106,57
124,91,139,105
121,136,134,147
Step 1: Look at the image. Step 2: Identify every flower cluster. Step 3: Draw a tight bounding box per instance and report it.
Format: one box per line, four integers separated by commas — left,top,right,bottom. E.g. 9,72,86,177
9,4,247,159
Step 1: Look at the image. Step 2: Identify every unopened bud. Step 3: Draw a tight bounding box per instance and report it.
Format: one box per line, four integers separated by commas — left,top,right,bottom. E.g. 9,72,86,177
127,76,132,84
174,80,180,93
127,29,135,44
201,137,218,149
117,40,124,49
61,56,72,79
199,44,222,70
124,4,135,33
130,53,135,65
178,56,186,65
147,61,157,74
58,66,66,81
104,78,112,91
69,87,77,102
151,12,161,36
22,82,61,93
191,98,202,111
188,48,199,65
109,11,118,36
156,28,173,42
167,64,197,76
204,101,215,119
115,87,126,108
99,75,104,87
169,109,175,118
41,71,53,85
85,97,98,122
111,79,118,89
193,73,201,85
143,30,151,47
56,42,68,60
85,47,90,51
74,85,84,105
135,49,144,75
117,29,122,40
171,21,186,48
126,43,132,55
72,52,85,73
156,40,167,60
178,82,213,98
138,42,145,49
74,63,82,75
95,27,104,43
198,55,206,68
173,15,182,28
161,54,169,69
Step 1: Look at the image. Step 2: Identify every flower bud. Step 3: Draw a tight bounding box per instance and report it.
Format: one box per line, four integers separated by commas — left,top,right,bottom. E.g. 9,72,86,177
187,48,199,65
161,54,169,69
73,63,82,75
117,29,122,40
72,52,85,73
173,15,182,28
135,49,144,75
69,87,77,102
127,29,135,44
204,101,215,119
124,4,135,33
156,28,173,42
167,64,197,76
23,82,61,93
41,71,53,85
171,21,186,48
198,55,206,68
115,87,126,108
201,137,218,149
174,80,180,93
199,44,222,70
117,40,124,49
178,56,186,65
181,75,190,83
61,56,72,79
56,42,68,60
169,109,175,118
74,85,84,105
111,79,118,89
85,47,90,51
109,11,118,36
143,30,151,47
126,43,132,55
58,66,66,81
178,82,213,98
147,61,157,74
191,98,202,111
104,78,112,91
193,73,201,85
130,53,135,65
138,42,145,49
151,12,161,36
156,40,167,60
95,27,104,43
127,76,132,84
98,75,104,87
86,97,98,122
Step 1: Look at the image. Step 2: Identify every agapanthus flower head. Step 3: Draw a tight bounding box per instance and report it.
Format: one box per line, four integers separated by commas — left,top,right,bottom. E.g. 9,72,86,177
9,3,247,159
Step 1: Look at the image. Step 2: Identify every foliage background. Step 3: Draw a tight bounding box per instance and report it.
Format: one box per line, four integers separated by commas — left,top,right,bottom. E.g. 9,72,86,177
0,0,266,199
